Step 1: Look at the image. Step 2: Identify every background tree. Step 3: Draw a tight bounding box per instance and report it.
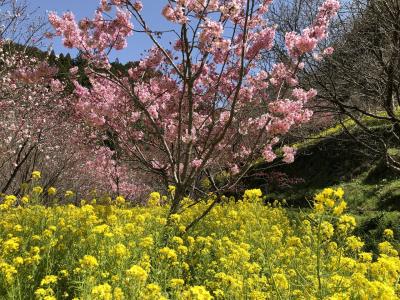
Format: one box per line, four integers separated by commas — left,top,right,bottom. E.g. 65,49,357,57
0,0,49,49
296,0,400,171
0,0,151,201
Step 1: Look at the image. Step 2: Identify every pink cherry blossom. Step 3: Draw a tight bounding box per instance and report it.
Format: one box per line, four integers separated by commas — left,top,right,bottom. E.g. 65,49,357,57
133,1,143,11
323,47,334,55
191,159,203,169
262,145,277,162
285,0,339,58
282,146,297,163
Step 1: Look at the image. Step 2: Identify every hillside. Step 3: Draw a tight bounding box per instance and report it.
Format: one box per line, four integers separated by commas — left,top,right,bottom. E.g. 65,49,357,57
245,119,400,252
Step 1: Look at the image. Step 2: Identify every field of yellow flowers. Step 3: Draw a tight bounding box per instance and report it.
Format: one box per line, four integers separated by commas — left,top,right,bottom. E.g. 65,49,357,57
1,182,400,299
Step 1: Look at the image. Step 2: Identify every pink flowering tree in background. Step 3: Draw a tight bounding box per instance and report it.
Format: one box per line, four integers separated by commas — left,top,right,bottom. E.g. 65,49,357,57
0,0,151,202
48,0,340,221
0,46,150,201
81,145,153,200
0,48,64,194
0,0,49,54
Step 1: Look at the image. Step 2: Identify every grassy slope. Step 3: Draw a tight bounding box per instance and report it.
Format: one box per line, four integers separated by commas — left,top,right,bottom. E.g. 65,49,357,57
245,117,400,251
251,110,400,209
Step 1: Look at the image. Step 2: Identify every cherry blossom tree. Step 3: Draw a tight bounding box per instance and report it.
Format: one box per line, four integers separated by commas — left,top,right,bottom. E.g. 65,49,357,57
0,48,60,194
0,0,48,48
0,0,152,202
0,47,150,200
48,0,340,219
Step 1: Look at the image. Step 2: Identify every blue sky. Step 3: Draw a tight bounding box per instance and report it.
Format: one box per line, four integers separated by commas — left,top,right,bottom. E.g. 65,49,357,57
34,1,173,63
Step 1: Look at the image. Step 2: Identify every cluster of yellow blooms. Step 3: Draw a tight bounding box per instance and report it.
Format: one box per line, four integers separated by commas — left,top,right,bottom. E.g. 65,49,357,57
0,183,399,299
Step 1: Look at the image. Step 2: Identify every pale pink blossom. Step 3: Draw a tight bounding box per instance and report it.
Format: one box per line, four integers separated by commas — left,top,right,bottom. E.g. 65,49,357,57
230,164,240,175
292,88,318,103
133,1,143,11
282,146,296,163
162,4,188,24
246,27,276,59
50,79,64,92
220,1,241,20
323,47,334,55
199,19,223,52
262,145,276,162
70,66,79,75
191,159,203,168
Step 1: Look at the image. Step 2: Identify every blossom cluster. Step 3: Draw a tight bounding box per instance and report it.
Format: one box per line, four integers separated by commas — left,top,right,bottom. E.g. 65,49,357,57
285,0,340,58
48,6,133,54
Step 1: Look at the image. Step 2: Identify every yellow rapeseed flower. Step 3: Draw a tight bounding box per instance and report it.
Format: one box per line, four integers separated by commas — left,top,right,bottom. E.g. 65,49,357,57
65,190,75,198
182,286,213,300
168,185,176,194
359,252,373,262
148,192,161,206
333,200,347,215
13,257,24,266
113,287,124,300
126,265,148,282
0,185,399,298
272,273,289,290
346,236,364,252
3,237,20,253
91,283,112,300
378,241,399,256
115,196,125,205
159,247,178,261
47,187,57,196
384,229,394,239
31,170,41,180
243,189,263,202
79,255,99,268
139,236,154,248
40,275,58,286
170,278,185,288
110,243,129,258
32,186,43,194
21,195,29,204
321,221,334,239
170,213,181,224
